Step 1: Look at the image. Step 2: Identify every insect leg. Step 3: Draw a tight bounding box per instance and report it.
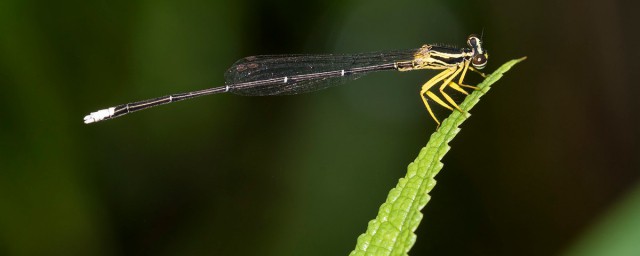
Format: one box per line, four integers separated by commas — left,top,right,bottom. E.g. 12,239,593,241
420,68,455,126
438,66,464,112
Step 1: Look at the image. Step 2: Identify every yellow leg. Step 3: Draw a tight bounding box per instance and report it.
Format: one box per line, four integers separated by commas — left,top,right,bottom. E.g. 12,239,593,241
469,66,487,78
420,91,440,128
458,83,479,90
419,68,454,126
456,59,471,86
455,61,480,90
438,66,464,112
448,81,469,95
425,91,453,110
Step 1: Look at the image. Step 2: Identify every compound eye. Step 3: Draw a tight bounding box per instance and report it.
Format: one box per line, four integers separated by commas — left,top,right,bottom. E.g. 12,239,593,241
467,34,479,47
472,54,487,69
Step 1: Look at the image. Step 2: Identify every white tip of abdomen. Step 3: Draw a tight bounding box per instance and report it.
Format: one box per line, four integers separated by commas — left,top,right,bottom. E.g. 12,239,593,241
83,107,115,124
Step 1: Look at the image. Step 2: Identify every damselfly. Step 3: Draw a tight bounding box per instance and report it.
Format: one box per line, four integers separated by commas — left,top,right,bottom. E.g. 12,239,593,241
84,34,488,126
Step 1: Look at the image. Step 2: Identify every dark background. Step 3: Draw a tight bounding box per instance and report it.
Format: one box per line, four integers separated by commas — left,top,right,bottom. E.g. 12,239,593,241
1,0,639,255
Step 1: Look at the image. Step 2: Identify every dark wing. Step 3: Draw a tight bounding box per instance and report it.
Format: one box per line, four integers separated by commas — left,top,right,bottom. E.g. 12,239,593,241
224,50,418,96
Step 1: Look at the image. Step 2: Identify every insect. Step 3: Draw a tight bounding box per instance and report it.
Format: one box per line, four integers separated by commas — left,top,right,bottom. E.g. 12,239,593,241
84,34,488,127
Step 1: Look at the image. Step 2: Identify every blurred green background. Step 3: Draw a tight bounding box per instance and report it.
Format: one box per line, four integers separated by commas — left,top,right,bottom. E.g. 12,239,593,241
1,0,639,255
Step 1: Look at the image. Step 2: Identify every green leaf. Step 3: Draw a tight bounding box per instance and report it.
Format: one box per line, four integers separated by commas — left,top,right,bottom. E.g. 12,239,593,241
349,57,527,256
562,183,640,256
